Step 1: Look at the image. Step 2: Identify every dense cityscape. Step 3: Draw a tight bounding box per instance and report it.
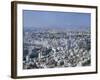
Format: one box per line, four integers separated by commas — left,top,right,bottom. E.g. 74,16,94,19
23,28,91,69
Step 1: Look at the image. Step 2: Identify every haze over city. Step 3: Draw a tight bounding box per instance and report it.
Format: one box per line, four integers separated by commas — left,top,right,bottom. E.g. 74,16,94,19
23,10,91,31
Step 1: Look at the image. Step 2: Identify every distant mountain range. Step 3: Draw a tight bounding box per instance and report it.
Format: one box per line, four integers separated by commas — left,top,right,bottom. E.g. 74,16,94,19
24,25,90,32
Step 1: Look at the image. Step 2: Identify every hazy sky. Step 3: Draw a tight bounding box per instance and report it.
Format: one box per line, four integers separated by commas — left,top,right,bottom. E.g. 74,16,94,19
23,10,91,30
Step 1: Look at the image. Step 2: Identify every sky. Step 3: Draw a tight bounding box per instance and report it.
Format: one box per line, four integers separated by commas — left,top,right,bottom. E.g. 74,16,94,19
23,10,91,30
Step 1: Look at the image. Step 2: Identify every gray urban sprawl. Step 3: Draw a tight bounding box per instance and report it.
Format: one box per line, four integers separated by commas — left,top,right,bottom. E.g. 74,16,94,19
23,29,91,69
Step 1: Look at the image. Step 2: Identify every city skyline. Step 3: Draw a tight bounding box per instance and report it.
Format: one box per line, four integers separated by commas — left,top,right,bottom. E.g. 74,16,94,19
23,10,91,69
